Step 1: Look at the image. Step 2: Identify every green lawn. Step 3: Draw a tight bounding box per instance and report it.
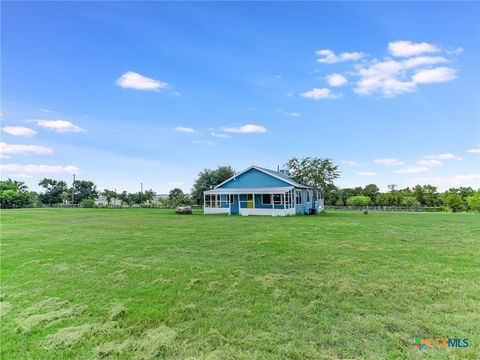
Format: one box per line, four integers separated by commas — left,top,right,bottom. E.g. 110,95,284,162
1,209,479,359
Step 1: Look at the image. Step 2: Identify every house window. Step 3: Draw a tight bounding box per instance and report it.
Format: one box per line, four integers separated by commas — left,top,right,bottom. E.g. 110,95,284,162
273,194,283,204
225,194,234,204
296,190,302,204
205,194,221,207
262,194,272,205
306,191,310,203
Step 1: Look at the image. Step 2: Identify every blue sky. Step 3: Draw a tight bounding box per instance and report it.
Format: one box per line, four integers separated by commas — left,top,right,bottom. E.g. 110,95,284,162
1,2,479,193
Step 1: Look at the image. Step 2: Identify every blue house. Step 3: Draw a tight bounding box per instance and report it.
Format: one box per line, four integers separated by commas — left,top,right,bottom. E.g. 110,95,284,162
203,165,323,216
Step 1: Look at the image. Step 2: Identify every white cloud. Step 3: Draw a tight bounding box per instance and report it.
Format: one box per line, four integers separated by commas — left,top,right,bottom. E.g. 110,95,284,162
40,108,54,113
407,174,480,190
342,160,363,166
412,67,457,84
301,88,341,100
10,173,33,179
467,147,480,154
174,127,196,133
326,73,348,87
276,108,302,117
222,124,267,133
354,58,457,96
316,49,364,64
423,153,463,161
169,91,181,97
192,140,214,145
116,71,168,91
211,132,231,138
35,119,85,133
402,56,448,69
0,142,53,156
416,159,443,167
394,166,430,174
356,171,377,176
354,60,416,96
388,40,439,57
373,158,405,166
1,126,37,137
0,163,79,174
352,41,458,97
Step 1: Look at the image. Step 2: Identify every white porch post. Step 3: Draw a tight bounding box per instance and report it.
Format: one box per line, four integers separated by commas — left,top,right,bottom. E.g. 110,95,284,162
229,193,232,215
203,192,205,212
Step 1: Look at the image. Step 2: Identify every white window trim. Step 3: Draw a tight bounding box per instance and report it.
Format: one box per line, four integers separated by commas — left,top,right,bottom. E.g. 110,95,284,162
261,194,272,205
296,190,302,205
273,194,284,205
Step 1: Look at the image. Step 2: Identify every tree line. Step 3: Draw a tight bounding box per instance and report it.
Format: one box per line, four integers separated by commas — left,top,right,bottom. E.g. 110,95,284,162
1,157,479,212
324,183,480,212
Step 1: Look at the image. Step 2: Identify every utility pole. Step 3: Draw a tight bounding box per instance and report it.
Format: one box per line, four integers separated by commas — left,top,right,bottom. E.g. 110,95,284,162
71,174,75,205
140,182,143,207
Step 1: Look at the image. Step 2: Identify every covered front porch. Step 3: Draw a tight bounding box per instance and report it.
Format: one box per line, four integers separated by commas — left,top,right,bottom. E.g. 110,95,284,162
203,186,296,216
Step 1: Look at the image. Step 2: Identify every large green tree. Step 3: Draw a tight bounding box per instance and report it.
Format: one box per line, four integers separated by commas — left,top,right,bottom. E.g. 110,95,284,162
191,166,235,204
102,189,118,206
38,178,68,206
467,191,480,212
285,157,340,201
72,180,98,204
169,188,184,202
0,179,34,208
412,185,440,206
362,184,380,203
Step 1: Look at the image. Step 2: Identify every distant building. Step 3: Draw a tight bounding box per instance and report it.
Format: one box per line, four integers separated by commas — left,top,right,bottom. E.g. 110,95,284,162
203,165,323,216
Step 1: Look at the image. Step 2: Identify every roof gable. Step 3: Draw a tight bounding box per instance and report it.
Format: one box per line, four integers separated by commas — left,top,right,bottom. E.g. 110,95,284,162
215,166,311,189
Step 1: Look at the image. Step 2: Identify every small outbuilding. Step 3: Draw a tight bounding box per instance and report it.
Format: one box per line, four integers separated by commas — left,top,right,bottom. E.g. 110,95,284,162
203,165,323,216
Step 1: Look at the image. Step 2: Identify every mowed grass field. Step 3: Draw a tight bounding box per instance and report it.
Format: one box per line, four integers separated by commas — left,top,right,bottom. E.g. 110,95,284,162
1,209,479,359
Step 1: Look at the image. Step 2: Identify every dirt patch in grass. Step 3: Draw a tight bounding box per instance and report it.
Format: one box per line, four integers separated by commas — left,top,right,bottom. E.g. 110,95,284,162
42,324,93,350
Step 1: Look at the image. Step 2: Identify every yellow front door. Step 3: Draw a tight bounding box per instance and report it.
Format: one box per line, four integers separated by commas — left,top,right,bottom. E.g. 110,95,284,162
247,194,253,208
